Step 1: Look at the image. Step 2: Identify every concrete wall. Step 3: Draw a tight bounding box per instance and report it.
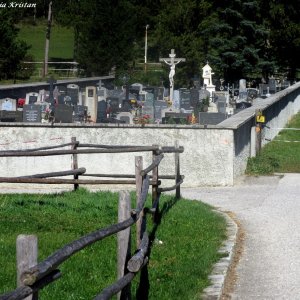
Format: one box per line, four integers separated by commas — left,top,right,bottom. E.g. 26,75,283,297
0,82,299,188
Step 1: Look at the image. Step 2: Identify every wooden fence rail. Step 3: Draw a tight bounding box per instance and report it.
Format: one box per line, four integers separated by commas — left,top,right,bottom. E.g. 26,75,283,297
0,137,184,300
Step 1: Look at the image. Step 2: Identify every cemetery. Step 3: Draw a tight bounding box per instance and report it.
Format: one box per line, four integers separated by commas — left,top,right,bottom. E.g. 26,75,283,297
0,50,299,187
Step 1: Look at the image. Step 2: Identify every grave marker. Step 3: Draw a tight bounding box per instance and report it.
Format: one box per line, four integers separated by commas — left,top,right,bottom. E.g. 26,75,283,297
199,112,227,125
54,104,73,123
23,104,41,123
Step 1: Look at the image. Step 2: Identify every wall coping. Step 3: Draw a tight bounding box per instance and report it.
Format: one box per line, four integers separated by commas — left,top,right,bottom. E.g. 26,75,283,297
219,82,300,129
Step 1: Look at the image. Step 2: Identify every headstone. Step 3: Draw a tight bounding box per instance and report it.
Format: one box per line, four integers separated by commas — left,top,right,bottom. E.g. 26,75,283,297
173,90,180,109
0,110,23,122
217,100,226,114
84,86,97,122
282,80,290,89
97,80,107,101
54,104,73,123
58,86,67,96
129,85,141,101
268,78,276,94
25,92,39,105
163,112,191,124
143,86,158,100
179,88,191,110
0,98,16,111
73,105,87,123
199,112,227,125
190,89,200,107
67,84,79,105
116,112,133,124
23,104,41,123
154,100,168,120
142,93,154,119
161,107,180,119
57,95,65,105
259,84,268,97
199,89,210,102
97,100,107,123
157,87,164,101
238,79,247,102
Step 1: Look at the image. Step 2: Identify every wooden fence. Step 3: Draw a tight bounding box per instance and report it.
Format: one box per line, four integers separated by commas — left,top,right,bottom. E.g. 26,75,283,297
0,138,184,300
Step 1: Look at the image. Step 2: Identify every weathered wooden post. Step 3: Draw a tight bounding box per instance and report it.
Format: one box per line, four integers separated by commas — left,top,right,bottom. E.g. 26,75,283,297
174,141,181,199
152,145,159,222
117,191,131,300
17,234,38,300
135,156,143,247
71,137,79,190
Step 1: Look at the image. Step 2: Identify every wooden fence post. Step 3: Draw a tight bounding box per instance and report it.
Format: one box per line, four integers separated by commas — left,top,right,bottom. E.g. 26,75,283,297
71,137,79,191
117,191,131,300
17,234,38,300
152,145,159,223
135,156,143,247
175,141,181,199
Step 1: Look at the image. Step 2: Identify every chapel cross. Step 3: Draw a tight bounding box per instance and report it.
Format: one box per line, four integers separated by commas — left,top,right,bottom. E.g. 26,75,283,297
159,49,186,104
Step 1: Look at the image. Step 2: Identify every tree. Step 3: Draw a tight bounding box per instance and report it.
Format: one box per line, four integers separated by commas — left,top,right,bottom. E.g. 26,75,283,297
0,9,30,80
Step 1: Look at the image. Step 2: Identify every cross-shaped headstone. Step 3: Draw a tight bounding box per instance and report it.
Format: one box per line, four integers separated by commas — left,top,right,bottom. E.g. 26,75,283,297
159,49,186,106
47,76,57,108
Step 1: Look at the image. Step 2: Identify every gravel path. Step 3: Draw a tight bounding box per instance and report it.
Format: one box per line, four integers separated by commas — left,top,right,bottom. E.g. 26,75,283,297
181,174,300,299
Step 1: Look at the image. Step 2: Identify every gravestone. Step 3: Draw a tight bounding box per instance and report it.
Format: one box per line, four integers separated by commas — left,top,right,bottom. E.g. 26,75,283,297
129,86,141,101
23,104,41,123
54,104,73,123
163,112,191,124
282,80,290,89
0,98,16,111
238,79,247,102
67,84,79,105
161,107,180,119
259,84,268,97
58,86,67,96
0,110,23,122
190,89,200,107
157,87,164,101
143,86,158,101
57,95,65,105
116,112,133,124
217,100,226,114
25,92,39,105
97,100,107,123
173,90,180,109
199,112,227,125
179,88,191,110
97,80,107,101
142,93,154,119
199,89,210,101
268,79,276,94
84,86,97,122
154,100,168,120
73,105,87,123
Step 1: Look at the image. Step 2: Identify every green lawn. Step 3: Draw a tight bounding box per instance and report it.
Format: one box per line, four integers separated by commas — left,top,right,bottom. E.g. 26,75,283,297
0,189,226,300
246,112,300,175
17,20,74,61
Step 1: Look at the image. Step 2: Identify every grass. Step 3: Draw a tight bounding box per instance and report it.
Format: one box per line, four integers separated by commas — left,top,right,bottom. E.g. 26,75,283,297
0,188,227,299
17,20,74,61
246,112,300,175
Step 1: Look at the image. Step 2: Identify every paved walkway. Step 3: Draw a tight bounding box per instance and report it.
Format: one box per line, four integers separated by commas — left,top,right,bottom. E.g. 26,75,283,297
181,174,300,299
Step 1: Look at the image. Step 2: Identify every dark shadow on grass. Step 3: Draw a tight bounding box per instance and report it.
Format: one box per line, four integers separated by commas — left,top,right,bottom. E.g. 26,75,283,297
136,194,180,300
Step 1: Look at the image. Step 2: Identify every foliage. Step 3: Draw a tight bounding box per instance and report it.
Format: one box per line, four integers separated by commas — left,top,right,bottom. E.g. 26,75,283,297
0,9,30,80
0,189,226,299
246,112,300,175
8,0,300,82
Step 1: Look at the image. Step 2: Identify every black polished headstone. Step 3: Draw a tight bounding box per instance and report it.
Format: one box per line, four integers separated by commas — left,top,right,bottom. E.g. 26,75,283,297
199,112,227,125
190,89,200,107
97,100,107,123
23,104,41,123
54,104,73,123
0,110,23,122
268,79,276,94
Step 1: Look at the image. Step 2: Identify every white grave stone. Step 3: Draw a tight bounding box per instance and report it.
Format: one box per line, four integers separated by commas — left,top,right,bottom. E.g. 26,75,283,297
25,92,39,105
0,98,16,111
84,86,97,122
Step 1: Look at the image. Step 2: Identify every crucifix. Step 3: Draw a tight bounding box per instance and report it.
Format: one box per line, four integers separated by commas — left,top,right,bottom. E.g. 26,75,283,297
160,49,186,104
